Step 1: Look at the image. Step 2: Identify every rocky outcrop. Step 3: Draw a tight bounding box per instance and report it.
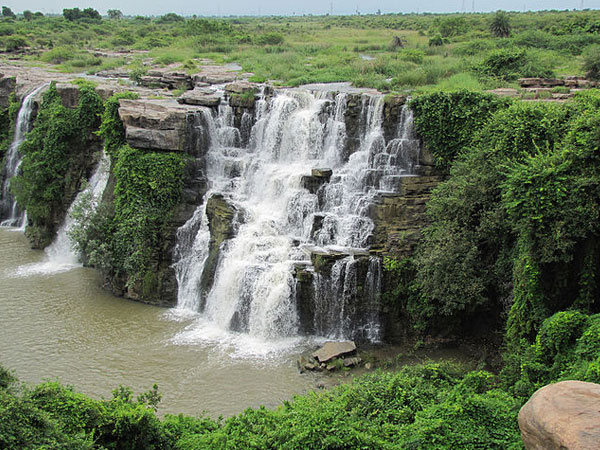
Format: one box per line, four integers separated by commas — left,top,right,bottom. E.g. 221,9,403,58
298,341,361,372
519,380,600,450
314,341,357,363
140,69,193,90
301,168,332,194
177,88,221,107
118,99,204,151
193,67,238,85
382,95,407,143
200,194,239,312
369,174,444,256
0,74,15,108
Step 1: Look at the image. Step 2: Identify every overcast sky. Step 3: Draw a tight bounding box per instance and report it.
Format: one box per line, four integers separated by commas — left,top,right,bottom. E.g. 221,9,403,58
3,0,599,17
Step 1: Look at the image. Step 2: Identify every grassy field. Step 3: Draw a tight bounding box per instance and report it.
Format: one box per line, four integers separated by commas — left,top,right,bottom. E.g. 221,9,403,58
2,9,600,92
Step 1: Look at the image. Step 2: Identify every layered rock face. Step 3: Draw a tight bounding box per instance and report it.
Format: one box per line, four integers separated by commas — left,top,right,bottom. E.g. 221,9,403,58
519,380,600,450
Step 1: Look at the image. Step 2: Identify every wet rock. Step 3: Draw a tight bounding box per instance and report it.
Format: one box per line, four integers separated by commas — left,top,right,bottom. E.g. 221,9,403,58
200,194,239,312
294,264,315,335
301,168,332,194
177,88,221,107
519,380,600,450
229,92,257,108
313,341,357,363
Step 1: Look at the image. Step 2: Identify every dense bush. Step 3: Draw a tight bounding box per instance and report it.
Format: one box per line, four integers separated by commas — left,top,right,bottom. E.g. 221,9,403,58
409,92,599,341
582,44,600,79
11,82,103,246
0,363,525,450
473,48,554,82
409,90,509,168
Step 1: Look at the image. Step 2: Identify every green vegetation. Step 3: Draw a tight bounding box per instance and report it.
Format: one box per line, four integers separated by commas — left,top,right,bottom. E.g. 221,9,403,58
0,361,526,450
1,10,600,89
386,89,600,381
69,143,186,288
11,82,103,247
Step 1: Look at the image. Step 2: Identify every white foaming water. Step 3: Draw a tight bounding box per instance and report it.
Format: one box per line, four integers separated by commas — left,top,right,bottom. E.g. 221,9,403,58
171,89,420,355
0,84,48,228
11,151,110,277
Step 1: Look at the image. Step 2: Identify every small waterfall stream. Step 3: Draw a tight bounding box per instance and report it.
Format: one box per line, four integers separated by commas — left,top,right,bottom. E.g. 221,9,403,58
12,151,110,276
0,84,48,227
172,89,421,352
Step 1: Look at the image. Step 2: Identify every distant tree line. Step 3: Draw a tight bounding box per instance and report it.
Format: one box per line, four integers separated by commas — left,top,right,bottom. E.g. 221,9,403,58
62,7,101,22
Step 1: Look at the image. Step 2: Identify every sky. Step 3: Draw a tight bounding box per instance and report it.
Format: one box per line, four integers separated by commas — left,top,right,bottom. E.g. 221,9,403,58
3,0,600,17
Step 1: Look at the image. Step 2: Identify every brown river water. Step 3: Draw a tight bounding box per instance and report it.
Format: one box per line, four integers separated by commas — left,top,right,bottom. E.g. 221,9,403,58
0,228,323,417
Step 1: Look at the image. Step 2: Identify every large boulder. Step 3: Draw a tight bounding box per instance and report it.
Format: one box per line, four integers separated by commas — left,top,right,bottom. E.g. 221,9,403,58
313,341,356,363
518,380,600,450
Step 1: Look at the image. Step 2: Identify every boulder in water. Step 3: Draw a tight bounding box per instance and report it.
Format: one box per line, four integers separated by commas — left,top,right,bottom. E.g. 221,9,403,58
518,380,600,450
313,341,356,363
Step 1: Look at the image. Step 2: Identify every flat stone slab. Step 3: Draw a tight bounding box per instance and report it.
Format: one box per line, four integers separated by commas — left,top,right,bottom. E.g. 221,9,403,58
519,380,600,450
177,89,221,107
313,341,356,363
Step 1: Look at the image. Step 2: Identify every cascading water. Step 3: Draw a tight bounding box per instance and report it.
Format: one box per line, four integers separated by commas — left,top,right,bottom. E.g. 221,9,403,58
0,84,48,227
12,151,110,276
172,89,421,352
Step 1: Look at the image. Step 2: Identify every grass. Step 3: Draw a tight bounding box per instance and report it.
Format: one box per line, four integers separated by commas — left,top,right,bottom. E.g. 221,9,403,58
3,10,600,90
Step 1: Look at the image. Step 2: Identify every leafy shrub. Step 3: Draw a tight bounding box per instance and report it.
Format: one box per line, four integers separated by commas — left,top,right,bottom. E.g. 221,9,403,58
4,35,27,51
582,44,600,80
410,90,509,168
428,34,444,47
11,83,103,246
256,32,284,45
473,48,554,81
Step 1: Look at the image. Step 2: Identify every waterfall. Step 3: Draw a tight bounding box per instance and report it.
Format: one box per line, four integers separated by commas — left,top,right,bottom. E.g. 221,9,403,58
0,84,48,227
171,89,420,351
11,151,110,276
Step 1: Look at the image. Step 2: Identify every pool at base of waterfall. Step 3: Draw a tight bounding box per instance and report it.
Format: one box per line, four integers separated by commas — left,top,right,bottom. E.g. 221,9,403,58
0,228,322,417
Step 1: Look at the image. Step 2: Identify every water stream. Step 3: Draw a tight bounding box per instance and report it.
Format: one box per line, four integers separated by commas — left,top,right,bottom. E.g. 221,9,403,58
11,151,110,277
0,84,48,227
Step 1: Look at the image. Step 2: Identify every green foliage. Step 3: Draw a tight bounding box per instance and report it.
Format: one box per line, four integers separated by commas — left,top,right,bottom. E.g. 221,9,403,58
582,44,600,80
1,6,15,19
473,48,553,82
410,90,509,168
98,91,140,155
490,10,511,38
70,143,186,288
414,99,581,337
11,82,103,244
110,146,185,283
62,7,101,22
503,311,600,399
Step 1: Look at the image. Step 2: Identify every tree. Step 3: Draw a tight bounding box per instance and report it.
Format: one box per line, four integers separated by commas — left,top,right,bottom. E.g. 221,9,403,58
490,10,511,38
1,6,16,19
22,10,32,21
107,9,123,20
